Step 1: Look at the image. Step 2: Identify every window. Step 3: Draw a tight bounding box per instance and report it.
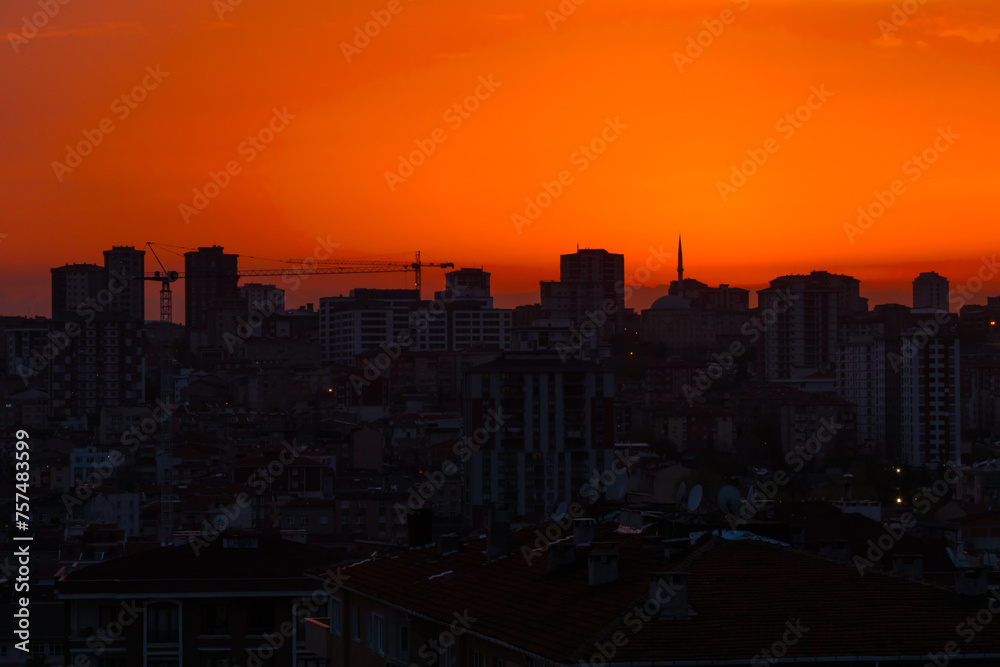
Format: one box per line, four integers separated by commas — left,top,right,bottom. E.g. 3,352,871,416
200,658,229,667
146,603,179,644
319,516,328,525
202,604,229,635
367,613,386,656
246,600,275,635
472,651,486,667
350,605,360,642
330,598,342,636
398,625,409,657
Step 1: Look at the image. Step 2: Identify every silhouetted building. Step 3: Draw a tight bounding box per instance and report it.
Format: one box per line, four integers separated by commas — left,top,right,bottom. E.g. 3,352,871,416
913,271,949,313
50,263,106,320
48,314,145,421
47,262,145,421
437,267,492,308
184,245,241,352
239,282,285,315
320,280,511,365
436,268,512,351
758,271,868,382
540,248,625,341
103,245,146,320
641,241,749,350
320,289,423,364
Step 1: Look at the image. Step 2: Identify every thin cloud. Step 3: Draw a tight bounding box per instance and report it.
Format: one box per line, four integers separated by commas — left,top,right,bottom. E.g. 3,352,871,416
938,25,1000,42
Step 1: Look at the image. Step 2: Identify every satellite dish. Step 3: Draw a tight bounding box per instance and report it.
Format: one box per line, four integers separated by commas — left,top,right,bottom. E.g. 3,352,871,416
718,485,741,515
675,482,688,507
554,501,568,519
687,484,703,513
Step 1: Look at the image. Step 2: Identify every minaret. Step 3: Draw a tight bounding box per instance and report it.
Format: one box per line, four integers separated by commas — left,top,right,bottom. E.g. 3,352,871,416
677,235,684,299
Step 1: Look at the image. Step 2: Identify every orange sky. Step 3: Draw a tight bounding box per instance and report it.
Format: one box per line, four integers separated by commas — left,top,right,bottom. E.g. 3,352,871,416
1,0,998,318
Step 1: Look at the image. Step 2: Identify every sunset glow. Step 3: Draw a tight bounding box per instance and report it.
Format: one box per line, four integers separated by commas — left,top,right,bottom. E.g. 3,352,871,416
2,0,998,318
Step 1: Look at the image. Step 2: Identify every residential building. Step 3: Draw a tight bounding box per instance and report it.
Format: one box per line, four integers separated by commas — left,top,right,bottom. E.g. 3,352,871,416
463,353,616,523
913,271,949,313
58,535,338,667
103,245,146,320
185,245,241,352
758,271,868,382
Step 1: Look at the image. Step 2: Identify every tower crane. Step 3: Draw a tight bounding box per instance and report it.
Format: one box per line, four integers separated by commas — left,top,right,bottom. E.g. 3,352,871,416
143,243,453,323
142,242,180,322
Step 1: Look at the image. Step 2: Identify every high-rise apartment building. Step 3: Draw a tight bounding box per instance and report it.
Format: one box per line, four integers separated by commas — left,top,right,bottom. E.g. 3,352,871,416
320,269,512,365
758,271,868,382
463,354,617,524
51,264,106,319
898,322,960,467
239,283,285,314
539,248,625,341
103,245,146,320
913,271,950,313
184,246,241,352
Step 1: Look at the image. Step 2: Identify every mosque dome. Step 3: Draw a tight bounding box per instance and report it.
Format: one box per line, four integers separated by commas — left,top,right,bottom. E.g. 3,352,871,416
650,295,690,310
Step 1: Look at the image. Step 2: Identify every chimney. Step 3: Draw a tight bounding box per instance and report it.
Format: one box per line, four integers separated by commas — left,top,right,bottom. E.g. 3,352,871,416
588,543,619,585
843,474,854,501
573,518,596,546
891,554,923,581
955,566,989,598
649,572,688,619
819,538,850,562
437,532,459,557
486,502,510,562
546,542,576,573
407,507,433,548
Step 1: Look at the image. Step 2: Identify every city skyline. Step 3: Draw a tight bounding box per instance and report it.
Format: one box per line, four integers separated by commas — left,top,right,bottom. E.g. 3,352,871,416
2,0,1000,663
2,0,998,316
8,241,998,322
